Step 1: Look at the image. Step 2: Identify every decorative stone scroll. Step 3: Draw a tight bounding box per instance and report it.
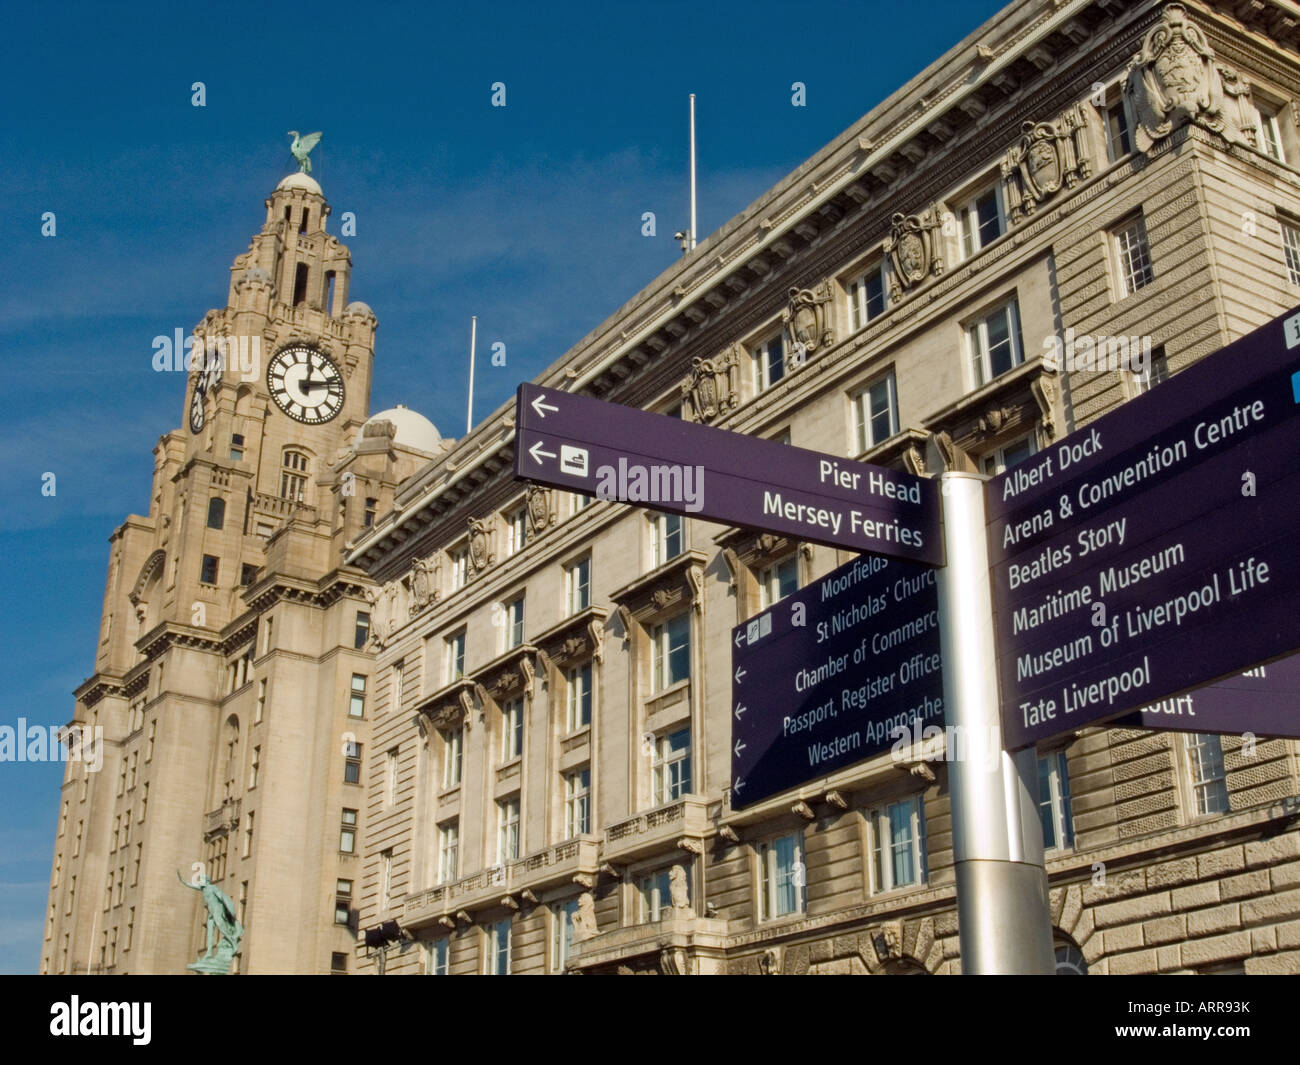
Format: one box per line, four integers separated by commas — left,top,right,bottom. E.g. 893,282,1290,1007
409,556,440,615
1000,106,1091,224
1123,4,1254,153
884,207,945,302
681,346,741,424
782,281,834,365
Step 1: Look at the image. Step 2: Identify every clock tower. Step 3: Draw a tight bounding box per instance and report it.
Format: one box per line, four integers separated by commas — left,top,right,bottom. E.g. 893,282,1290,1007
45,167,446,974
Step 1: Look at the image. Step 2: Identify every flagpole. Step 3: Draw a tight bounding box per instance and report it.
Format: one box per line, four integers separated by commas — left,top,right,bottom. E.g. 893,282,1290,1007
689,94,697,251
466,316,477,435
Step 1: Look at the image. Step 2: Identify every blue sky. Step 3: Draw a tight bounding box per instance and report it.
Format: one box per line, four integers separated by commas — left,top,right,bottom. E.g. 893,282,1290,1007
0,0,1006,972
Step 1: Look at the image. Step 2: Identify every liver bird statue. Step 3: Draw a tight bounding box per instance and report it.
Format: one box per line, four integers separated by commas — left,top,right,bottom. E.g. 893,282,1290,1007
287,130,323,174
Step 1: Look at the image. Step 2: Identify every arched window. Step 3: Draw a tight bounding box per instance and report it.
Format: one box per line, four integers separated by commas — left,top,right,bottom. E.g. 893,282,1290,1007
280,450,309,502
207,497,226,530
1055,940,1088,974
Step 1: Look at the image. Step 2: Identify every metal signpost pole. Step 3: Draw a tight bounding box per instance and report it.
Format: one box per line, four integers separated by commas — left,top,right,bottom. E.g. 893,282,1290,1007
937,472,1054,974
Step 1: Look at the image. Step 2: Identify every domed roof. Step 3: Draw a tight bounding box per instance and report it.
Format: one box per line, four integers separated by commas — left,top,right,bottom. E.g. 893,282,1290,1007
355,405,441,453
276,172,323,195
344,301,374,317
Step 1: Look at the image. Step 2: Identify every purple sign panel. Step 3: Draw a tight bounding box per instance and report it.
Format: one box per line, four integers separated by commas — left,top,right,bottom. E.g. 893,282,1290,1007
1119,653,1300,737
514,383,942,566
987,305,1300,750
730,554,943,810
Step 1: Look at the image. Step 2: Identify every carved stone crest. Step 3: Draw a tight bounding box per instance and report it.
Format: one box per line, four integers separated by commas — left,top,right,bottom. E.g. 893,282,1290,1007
467,517,495,576
782,282,834,364
1000,107,1091,223
525,485,553,537
410,556,440,614
976,405,1017,437
681,347,741,424
1123,4,1252,153
885,208,944,302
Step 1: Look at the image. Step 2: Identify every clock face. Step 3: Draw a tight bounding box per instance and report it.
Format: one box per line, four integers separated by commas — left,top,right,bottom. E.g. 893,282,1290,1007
199,349,223,394
267,346,345,424
189,382,206,433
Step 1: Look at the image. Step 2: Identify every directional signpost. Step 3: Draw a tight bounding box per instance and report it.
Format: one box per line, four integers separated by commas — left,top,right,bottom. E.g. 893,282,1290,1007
987,306,1300,751
514,383,942,566
1120,653,1300,735
730,555,943,809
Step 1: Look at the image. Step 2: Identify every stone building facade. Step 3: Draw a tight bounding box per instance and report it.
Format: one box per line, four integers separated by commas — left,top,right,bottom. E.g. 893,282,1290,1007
41,172,445,974
347,0,1300,975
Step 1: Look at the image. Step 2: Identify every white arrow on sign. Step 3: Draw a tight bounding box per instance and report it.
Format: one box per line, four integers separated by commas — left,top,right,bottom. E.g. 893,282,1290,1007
734,630,745,649
734,666,746,685
733,778,745,793
531,393,559,418
733,739,746,758
733,703,747,721
528,440,556,465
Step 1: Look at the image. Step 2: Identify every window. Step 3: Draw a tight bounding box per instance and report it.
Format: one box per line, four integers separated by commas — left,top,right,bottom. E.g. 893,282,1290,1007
437,822,459,884
486,919,511,975
1258,104,1286,162
848,261,888,331
200,555,219,585
1127,345,1169,398
348,673,366,718
639,866,689,922
958,184,1005,258
501,697,524,762
445,631,466,684
248,745,260,789
207,497,225,530
343,740,362,785
139,784,148,821
441,729,462,789
1104,98,1133,161
335,879,353,925
386,748,398,805
650,513,683,566
564,768,590,838
1282,217,1300,286
254,681,266,726
565,557,591,615
981,435,1038,476
566,663,592,732
967,299,1024,387
111,816,119,852
505,506,528,556
243,811,255,858
73,821,82,858
652,728,692,805
758,833,806,920
1037,751,1075,850
280,449,309,502
496,797,520,863
339,808,357,853
502,595,525,651
425,938,450,975
354,611,370,649
330,952,348,975
751,332,785,392
652,613,691,691
229,434,244,461
449,544,470,591
239,563,257,586
391,662,404,713
1184,733,1230,815
125,908,135,952
869,796,928,892
570,491,592,516
66,876,75,915
551,899,578,971
380,850,393,910
853,372,898,452
758,556,799,609
1113,215,1155,296
363,498,377,528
